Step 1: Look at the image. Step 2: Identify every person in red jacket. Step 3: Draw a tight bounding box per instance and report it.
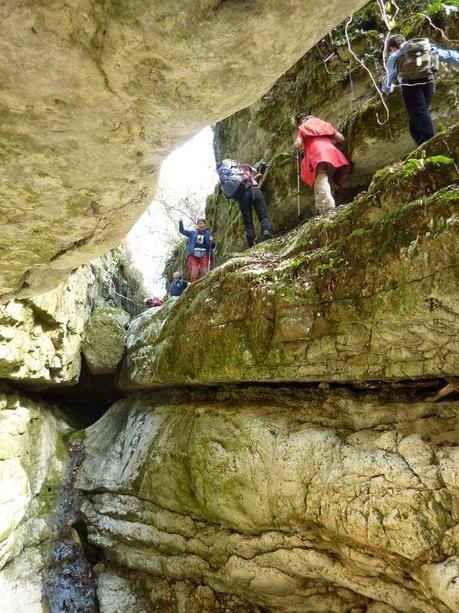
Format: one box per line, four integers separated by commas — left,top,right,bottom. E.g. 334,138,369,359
294,115,351,215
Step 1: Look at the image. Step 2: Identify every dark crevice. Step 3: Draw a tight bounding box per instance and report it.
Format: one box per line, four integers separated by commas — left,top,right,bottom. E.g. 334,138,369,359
125,377,459,407
1,359,125,429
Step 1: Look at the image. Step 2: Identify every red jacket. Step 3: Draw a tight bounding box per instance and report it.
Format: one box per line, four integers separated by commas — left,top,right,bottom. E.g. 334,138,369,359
297,117,351,187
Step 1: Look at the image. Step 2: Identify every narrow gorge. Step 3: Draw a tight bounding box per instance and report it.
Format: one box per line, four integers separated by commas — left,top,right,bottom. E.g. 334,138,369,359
0,1,458,612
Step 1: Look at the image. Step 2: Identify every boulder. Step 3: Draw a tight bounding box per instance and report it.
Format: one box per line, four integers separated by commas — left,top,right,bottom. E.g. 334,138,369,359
82,307,130,375
78,388,458,612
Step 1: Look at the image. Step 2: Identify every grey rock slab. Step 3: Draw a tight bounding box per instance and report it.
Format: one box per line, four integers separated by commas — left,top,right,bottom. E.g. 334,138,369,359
0,389,69,610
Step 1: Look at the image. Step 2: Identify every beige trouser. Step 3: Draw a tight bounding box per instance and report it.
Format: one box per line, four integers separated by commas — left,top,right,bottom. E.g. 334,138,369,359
314,162,335,214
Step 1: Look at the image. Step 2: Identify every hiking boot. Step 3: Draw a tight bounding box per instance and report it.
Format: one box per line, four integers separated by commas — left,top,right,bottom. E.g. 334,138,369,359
263,230,273,239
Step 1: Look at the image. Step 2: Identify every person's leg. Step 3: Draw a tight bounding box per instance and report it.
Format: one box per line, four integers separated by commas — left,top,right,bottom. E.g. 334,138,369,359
238,190,256,247
402,82,435,146
314,163,335,214
252,189,273,238
197,254,209,279
188,256,200,282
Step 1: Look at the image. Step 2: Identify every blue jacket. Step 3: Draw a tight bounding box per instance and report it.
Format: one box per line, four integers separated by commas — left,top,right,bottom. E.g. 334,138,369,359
169,279,188,297
382,44,459,94
179,221,214,257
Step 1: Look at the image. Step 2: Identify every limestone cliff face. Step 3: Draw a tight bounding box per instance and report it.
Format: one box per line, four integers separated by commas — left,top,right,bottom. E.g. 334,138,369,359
0,3,458,611
0,0,367,299
87,243,147,318
77,125,459,612
78,389,458,612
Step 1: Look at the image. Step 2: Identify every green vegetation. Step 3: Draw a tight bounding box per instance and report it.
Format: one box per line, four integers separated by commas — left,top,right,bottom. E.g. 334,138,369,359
69,429,87,442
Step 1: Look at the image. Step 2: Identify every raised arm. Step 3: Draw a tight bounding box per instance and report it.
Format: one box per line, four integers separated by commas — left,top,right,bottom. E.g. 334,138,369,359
178,219,192,238
436,45,459,64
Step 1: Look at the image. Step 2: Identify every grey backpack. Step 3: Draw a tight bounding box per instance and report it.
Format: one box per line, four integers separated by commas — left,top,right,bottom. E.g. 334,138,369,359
396,38,439,81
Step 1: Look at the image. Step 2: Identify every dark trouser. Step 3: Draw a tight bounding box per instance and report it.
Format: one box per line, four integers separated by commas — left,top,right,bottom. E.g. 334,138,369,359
401,80,435,146
238,188,272,247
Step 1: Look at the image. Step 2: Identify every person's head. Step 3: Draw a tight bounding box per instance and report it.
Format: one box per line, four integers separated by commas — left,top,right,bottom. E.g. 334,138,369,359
386,34,405,54
196,218,206,232
172,271,181,281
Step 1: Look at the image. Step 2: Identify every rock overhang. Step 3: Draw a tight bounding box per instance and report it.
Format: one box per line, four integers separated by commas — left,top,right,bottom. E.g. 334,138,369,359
0,0,368,299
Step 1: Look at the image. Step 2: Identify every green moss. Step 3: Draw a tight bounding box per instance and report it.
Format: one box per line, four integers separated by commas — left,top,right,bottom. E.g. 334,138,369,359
55,430,69,462
402,158,424,177
69,429,87,442
328,200,361,227
401,155,454,177
426,155,455,166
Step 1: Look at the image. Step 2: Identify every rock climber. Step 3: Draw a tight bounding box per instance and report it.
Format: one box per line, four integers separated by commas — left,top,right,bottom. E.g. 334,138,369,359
179,218,214,283
294,115,351,215
216,159,273,248
237,162,273,247
168,271,189,298
382,34,459,146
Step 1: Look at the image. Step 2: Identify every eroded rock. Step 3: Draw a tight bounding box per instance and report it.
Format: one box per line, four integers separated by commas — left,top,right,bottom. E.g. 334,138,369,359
0,268,88,385
78,388,458,612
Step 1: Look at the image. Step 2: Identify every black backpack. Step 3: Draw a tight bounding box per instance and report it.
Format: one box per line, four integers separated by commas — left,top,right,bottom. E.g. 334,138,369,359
216,159,251,200
396,38,440,81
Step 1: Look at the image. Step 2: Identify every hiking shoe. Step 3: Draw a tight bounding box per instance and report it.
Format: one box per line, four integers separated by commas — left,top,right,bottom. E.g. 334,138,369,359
263,230,273,239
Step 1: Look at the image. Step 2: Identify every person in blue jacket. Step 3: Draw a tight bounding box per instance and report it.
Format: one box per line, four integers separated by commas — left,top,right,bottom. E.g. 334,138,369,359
168,271,189,298
382,34,459,145
179,218,214,282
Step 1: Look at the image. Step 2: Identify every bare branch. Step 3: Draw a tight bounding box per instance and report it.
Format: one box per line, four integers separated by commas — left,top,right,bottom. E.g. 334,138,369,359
420,12,459,43
344,13,391,125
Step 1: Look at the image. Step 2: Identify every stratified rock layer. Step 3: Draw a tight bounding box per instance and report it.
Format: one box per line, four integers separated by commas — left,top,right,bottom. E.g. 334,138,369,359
0,388,69,612
0,0,367,298
121,130,459,389
78,388,459,612
0,268,88,385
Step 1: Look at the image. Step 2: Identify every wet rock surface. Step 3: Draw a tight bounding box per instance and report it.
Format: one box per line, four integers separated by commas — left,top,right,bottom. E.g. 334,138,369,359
43,440,97,613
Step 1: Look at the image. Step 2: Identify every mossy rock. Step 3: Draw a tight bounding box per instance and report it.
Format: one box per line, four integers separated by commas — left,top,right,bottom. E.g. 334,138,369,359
122,127,459,389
